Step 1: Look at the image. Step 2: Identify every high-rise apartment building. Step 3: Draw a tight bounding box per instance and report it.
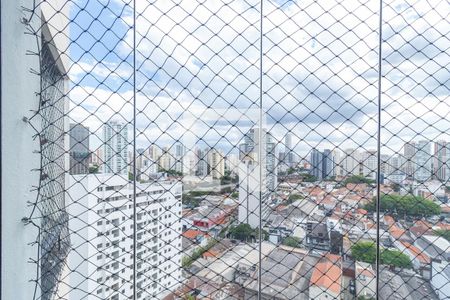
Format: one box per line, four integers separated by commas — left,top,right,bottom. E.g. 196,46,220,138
310,149,334,180
238,158,269,228
102,121,128,175
173,143,184,174
225,153,240,175
67,174,182,300
266,135,278,192
434,141,449,181
403,141,416,178
91,148,103,166
195,148,209,177
238,128,277,228
207,148,225,179
159,147,173,171
310,149,324,180
175,143,184,157
361,150,377,179
129,147,160,181
322,149,334,179
140,157,159,181
239,128,277,192
69,124,90,174
414,140,432,182
182,150,197,176
148,145,161,162
342,148,360,176
386,155,404,176
333,150,343,177
380,154,390,175
284,133,294,166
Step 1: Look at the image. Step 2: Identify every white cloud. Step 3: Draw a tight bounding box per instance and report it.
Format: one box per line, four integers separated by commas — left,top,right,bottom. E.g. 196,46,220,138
66,0,450,154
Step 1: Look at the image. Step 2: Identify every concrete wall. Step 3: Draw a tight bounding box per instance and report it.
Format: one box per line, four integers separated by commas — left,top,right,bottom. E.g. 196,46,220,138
41,0,70,75
1,0,69,299
1,1,42,299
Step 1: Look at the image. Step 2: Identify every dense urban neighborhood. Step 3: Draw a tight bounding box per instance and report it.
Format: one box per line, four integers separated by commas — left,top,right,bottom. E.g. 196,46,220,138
70,123,450,299
3,0,449,299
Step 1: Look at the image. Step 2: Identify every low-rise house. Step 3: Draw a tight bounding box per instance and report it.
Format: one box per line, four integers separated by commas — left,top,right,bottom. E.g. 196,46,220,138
191,206,234,230
279,199,321,223
383,215,395,227
355,261,376,299
327,214,341,231
431,260,450,300
318,195,338,211
305,222,330,251
309,254,342,300
394,241,431,279
182,229,210,256
345,183,369,193
163,275,239,300
440,204,450,218
197,242,275,285
389,224,413,243
201,239,236,261
242,246,320,300
415,235,450,261
379,266,439,300
409,220,433,238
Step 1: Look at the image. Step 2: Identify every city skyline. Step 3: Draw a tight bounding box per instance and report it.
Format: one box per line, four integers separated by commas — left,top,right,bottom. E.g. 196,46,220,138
79,120,450,185
3,0,450,299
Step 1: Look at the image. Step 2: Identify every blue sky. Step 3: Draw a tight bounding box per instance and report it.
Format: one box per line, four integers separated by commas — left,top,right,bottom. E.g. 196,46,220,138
66,0,450,155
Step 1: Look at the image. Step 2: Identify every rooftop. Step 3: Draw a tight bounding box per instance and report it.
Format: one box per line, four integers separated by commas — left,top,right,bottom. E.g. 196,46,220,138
310,254,342,295
401,241,431,264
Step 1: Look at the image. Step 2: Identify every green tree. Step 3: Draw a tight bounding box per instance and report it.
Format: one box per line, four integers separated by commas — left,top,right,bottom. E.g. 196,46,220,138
351,241,377,264
183,190,224,207
182,239,218,268
282,236,301,248
160,168,183,176
257,228,270,241
351,241,412,268
434,229,450,241
343,175,375,185
229,224,268,241
229,224,255,241
364,194,441,217
287,167,296,175
89,165,99,174
220,171,238,184
302,174,317,182
381,249,412,268
391,182,401,193
287,194,304,204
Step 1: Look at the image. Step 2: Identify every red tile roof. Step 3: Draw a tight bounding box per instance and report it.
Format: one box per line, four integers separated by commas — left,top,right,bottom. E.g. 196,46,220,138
356,263,375,278
436,223,450,231
440,205,450,213
389,225,407,240
357,208,368,215
310,254,342,295
182,230,208,239
203,249,220,258
384,215,395,226
401,241,431,264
